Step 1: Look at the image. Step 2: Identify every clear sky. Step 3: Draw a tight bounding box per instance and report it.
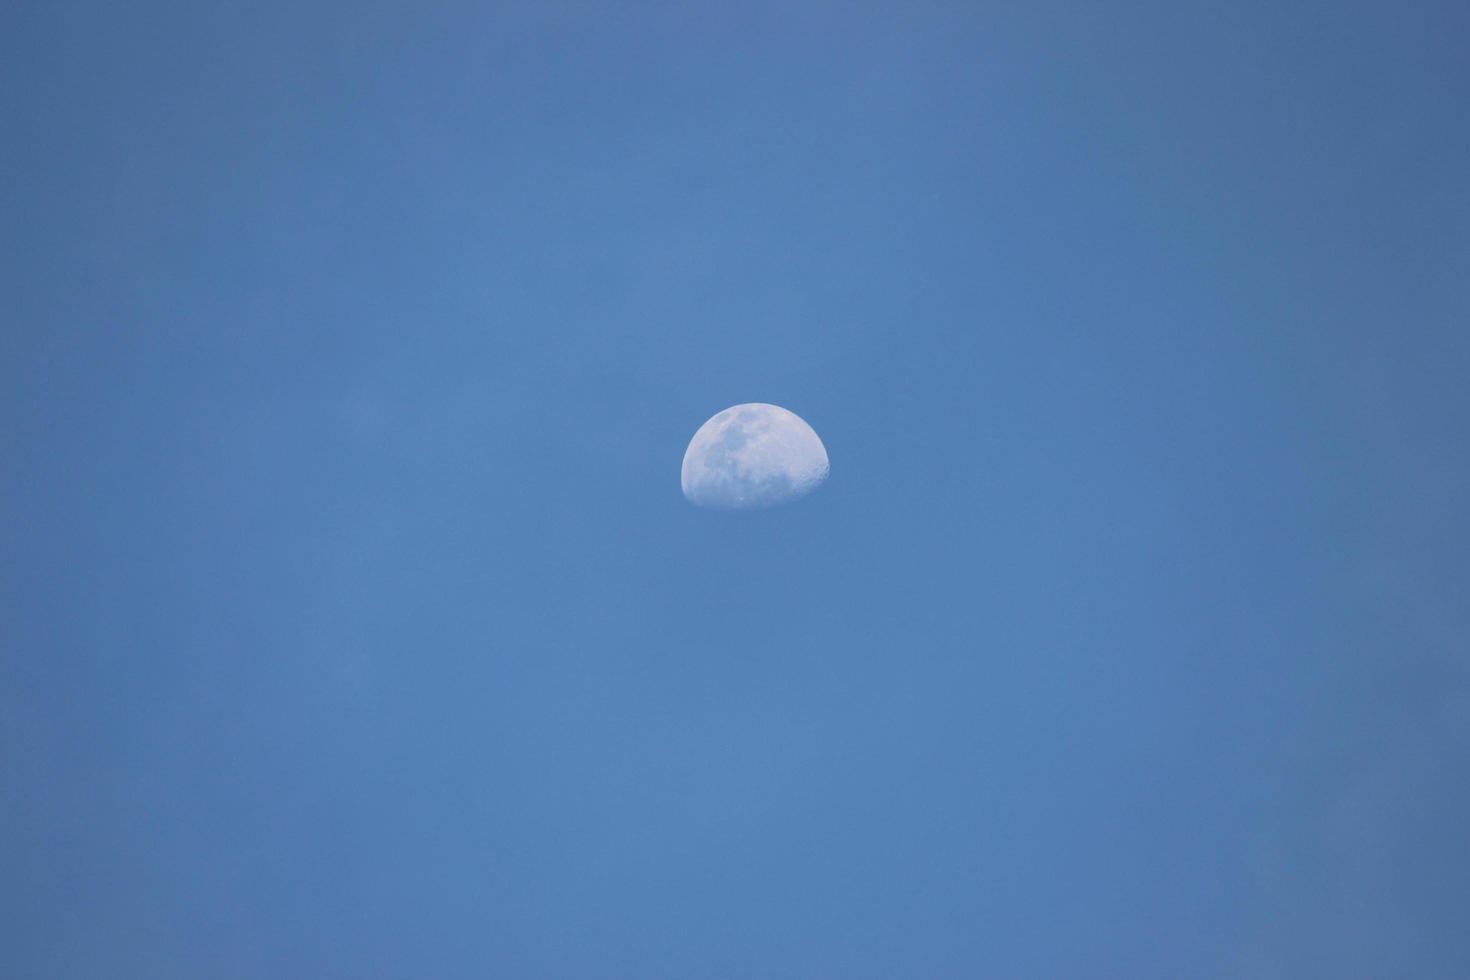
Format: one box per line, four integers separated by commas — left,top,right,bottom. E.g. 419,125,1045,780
4,2,1468,977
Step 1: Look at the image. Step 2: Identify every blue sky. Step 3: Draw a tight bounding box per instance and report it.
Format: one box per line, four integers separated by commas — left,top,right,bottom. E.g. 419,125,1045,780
4,2,1469,976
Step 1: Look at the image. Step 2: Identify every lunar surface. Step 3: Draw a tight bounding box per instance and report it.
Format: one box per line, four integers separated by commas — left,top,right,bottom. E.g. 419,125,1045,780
681,403,829,509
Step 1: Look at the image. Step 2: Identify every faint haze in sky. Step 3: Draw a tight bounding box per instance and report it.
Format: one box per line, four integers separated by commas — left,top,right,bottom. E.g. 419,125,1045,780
4,2,1469,977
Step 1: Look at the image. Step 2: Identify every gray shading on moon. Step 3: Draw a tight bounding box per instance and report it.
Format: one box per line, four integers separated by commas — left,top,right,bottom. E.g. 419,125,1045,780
681,403,830,509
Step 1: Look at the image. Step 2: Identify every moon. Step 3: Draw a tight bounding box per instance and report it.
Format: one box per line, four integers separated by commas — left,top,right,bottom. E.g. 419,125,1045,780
681,403,830,509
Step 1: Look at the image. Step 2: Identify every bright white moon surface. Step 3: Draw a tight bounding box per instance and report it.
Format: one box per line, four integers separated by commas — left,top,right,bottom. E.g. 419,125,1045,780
681,403,830,509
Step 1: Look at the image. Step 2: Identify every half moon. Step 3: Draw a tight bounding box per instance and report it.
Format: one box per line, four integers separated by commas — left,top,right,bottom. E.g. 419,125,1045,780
681,403,830,509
